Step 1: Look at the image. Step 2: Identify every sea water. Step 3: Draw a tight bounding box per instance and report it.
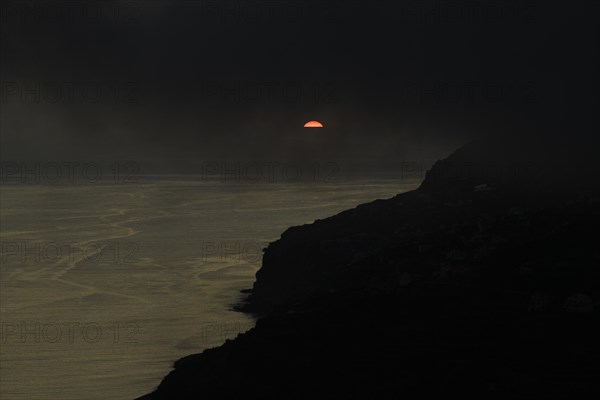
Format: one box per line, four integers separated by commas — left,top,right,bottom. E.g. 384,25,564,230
0,179,417,399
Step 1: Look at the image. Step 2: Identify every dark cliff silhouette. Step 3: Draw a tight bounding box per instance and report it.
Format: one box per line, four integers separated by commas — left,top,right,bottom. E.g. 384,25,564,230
138,138,600,399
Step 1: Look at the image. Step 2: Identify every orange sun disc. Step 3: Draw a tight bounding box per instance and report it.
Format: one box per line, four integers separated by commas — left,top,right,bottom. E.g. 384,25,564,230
303,120,324,128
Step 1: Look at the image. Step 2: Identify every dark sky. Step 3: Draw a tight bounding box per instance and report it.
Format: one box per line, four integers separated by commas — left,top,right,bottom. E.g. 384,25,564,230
1,0,598,172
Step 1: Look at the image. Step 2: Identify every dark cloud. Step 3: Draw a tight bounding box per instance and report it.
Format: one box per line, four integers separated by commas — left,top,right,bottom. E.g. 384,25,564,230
1,0,598,171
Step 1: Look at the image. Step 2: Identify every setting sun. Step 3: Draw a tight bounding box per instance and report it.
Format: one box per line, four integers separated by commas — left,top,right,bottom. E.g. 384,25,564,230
304,120,324,128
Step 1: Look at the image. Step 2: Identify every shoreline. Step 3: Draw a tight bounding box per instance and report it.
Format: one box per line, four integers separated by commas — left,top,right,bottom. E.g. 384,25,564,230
138,140,600,399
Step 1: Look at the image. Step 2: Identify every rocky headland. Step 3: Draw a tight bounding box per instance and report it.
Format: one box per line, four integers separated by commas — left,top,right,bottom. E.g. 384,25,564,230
138,138,600,399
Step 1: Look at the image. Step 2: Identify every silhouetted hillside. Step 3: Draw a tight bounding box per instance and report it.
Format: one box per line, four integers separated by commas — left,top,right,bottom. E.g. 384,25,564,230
138,140,600,399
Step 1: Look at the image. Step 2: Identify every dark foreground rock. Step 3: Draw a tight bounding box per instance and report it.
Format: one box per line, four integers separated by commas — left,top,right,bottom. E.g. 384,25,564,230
139,139,600,399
